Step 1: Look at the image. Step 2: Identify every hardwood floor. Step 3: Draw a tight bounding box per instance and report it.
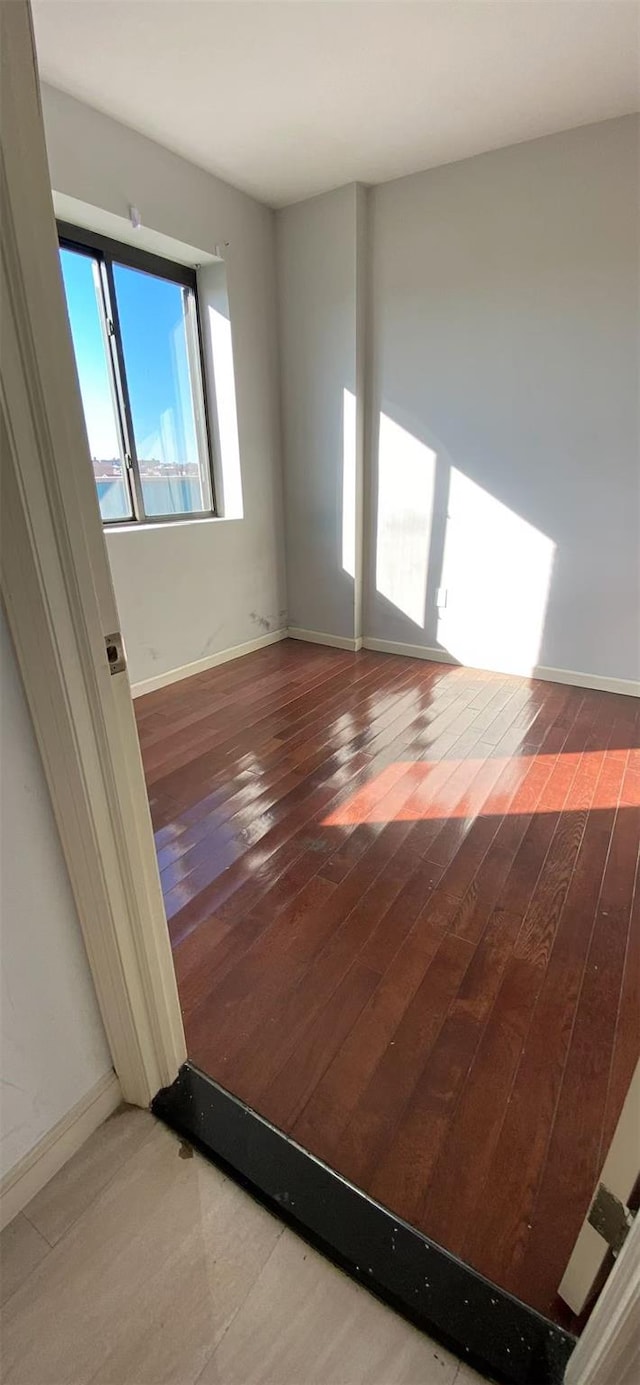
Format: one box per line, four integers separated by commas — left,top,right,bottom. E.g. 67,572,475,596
135,641,640,1329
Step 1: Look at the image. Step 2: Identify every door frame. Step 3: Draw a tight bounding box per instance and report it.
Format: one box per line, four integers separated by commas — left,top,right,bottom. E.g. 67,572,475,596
559,1060,639,1317
1,2,637,1379
0,0,185,1109
564,1213,640,1385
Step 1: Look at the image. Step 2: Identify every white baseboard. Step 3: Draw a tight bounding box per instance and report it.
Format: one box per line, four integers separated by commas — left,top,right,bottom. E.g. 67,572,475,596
131,627,638,700
287,627,363,652
530,664,639,698
362,637,459,666
362,636,639,697
0,1070,121,1231
131,628,288,698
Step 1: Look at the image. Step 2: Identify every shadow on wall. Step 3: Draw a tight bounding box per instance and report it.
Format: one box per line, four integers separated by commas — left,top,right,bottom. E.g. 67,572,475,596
284,380,357,639
369,402,556,678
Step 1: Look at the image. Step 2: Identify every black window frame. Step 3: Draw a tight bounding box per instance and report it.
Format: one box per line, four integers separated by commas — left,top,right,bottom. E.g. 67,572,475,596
57,220,216,526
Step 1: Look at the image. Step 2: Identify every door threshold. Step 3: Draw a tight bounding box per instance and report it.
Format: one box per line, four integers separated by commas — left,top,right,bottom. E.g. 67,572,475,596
152,1062,575,1385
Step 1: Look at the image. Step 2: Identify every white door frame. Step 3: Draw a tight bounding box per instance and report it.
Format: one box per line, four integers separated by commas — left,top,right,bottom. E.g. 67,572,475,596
0,2,636,1377
559,1060,639,1316
565,1213,640,1385
0,0,186,1108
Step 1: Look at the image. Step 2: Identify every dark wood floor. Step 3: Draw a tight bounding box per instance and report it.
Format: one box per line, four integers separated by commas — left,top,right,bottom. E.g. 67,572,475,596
135,641,640,1329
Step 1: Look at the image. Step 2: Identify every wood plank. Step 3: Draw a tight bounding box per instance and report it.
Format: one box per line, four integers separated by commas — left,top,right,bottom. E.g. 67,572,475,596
291,910,451,1165
420,954,542,1257
510,800,640,1317
330,934,474,1192
368,906,522,1223
600,865,640,1159
462,752,629,1299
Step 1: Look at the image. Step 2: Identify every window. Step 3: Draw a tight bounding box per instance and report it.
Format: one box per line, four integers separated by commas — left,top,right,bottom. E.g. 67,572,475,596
58,223,215,524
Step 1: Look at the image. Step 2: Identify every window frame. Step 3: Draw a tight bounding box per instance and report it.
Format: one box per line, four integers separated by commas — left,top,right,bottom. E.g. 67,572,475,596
57,221,217,526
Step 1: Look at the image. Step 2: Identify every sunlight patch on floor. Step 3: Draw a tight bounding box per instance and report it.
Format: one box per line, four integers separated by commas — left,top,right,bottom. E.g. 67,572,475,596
322,750,637,825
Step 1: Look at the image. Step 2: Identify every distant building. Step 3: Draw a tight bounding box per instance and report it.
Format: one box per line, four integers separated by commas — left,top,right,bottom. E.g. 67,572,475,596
92,456,199,479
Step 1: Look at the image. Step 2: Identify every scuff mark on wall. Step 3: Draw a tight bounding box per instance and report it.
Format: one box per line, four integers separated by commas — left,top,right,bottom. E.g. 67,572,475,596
250,612,272,632
200,627,224,657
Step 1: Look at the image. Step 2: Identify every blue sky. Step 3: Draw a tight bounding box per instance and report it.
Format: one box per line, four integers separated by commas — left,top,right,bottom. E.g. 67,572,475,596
60,248,198,466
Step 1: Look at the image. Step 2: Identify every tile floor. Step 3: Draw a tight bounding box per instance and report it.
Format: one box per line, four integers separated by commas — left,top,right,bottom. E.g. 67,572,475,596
1,1105,487,1385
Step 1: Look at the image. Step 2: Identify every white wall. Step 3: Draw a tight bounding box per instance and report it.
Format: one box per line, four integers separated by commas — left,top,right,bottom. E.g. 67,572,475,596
366,115,640,683
43,92,639,688
277,185,360,640
0,610,112,1180
41,85,287,687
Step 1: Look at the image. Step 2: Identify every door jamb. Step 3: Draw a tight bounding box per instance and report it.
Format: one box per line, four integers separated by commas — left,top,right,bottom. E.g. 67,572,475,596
0,0,185,1109
564,1213,639,1385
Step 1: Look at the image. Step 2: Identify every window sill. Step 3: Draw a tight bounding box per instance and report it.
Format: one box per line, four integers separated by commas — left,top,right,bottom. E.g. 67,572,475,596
104,514,238,534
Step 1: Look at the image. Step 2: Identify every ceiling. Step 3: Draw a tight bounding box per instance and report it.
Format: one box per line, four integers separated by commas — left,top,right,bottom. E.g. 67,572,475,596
32,0,639,209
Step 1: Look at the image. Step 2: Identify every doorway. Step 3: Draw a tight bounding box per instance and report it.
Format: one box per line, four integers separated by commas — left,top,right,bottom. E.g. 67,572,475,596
3,7,638,1384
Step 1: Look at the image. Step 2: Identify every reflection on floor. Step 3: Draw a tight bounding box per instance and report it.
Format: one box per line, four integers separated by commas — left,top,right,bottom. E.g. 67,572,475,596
2,1108,479,1384
136,640,640,1329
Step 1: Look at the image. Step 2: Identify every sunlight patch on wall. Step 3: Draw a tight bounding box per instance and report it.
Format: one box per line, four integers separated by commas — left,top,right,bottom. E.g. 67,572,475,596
208,305,244,519
342,388,357,578
438,469,554,676
375,413,436,626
